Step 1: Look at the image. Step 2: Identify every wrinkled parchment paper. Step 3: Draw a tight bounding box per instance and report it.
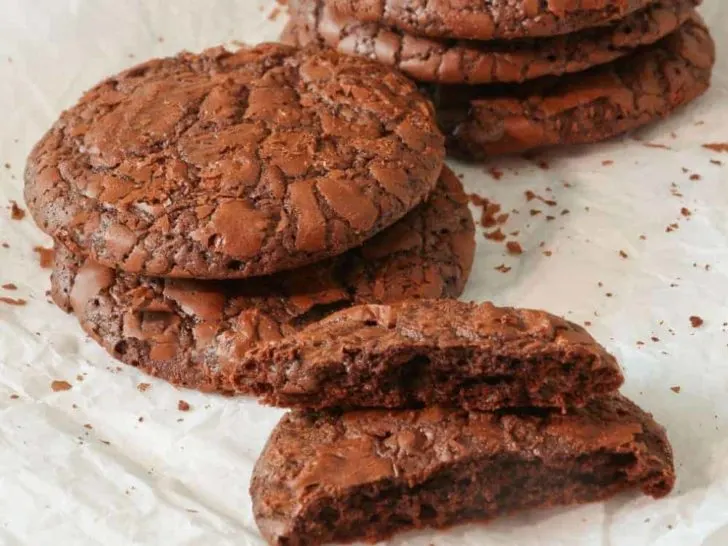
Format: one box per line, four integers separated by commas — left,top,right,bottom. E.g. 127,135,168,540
1,1,727,544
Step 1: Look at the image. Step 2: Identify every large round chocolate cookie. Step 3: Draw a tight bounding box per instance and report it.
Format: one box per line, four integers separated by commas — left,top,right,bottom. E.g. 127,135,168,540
25,44,445,279
325,0,657,41
51,167,475,393
284,0,698,85
438,16,714,157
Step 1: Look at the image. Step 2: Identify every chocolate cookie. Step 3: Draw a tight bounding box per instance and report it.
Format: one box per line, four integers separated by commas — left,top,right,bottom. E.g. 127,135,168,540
233,299,624,411
325,0,657,41
285,0,698,84
251,395,675,546
437,16,715,157
51,168,475,393
25,44,445,279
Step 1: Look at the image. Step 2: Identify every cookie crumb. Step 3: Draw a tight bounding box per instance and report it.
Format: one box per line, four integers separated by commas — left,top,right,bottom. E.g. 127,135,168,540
689,174,701,181
9,201,25,220
665,223,679,233
670,386,681,394
33,246,55,269
494,264,511,274
137,383,151,392
680,207,691,217
0,296,26,306
2,283,17,290
689,316,704,328
542,250,552,257
83,424,93,430
506,242,523,255
703,143,728,153
488,167,503,180
178,400,191,412
485,229,506,242
51,380,72,392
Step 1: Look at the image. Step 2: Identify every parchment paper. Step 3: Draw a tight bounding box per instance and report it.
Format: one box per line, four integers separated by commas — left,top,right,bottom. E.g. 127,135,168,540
0,1,727,544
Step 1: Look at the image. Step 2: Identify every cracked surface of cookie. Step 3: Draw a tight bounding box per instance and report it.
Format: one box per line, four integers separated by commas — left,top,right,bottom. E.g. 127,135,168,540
50,167,475,393
436,16,714,157
251,395,675,546
25,43,445,279
326,0,658,41
285,0,699,85
233,299,624,411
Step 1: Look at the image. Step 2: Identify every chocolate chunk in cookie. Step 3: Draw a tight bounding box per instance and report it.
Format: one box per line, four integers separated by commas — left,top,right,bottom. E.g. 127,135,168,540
232,299,624,411
325,0,657,41
285,0,698,85
51,168,475,393
26,44,444,279
251,395,675,546
436,16,714,157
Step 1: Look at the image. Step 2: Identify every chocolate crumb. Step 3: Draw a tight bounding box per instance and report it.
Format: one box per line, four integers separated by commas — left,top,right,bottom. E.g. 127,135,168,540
703,143,728,153
137,383,151,392
542,250,552,257
690,174,701,181
602,160,614,166
33,247,54,269
488,167,503,180
690,316,704,328
51,380,72,392
666,223,679,233
506,242,523,255
619,250,628,259
9,201,25,220
178,400,191,412
546,216,555,221
100,440,110,446
606,293,614,298
530,209,542,216
639,235,647,240
76,374,84,382
83,424,93,430
138,417,144,423
681,208,692,217
561,209,570,215
10,394,19,399
494,264,511,274
0,297,26,306
537,160,549,170
671,386,681,394
2,283,17,290
651,337,660,342
485,229,506,242
584,321,592,327
710,159,722,165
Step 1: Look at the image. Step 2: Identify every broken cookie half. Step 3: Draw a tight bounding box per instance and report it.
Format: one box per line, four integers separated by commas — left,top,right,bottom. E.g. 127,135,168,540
231,299,624,411
251,394,675,546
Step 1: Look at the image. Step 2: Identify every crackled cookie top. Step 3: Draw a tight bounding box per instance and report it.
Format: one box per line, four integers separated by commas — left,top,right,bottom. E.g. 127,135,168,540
50,167,475,393
25,43,445,279
438,15,715,157
285,0,698,84
325,0,657,41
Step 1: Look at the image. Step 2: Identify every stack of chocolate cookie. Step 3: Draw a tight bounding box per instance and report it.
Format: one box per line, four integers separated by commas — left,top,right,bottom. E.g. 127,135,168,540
284,0,716,157
249,300,676,545
24,44,475,392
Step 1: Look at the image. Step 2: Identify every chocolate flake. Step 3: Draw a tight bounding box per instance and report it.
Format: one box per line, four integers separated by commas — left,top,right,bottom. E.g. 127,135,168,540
51,380,72,392
689,316,704,328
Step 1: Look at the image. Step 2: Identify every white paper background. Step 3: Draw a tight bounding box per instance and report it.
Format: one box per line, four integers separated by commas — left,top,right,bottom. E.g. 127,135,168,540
0,1,727,544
